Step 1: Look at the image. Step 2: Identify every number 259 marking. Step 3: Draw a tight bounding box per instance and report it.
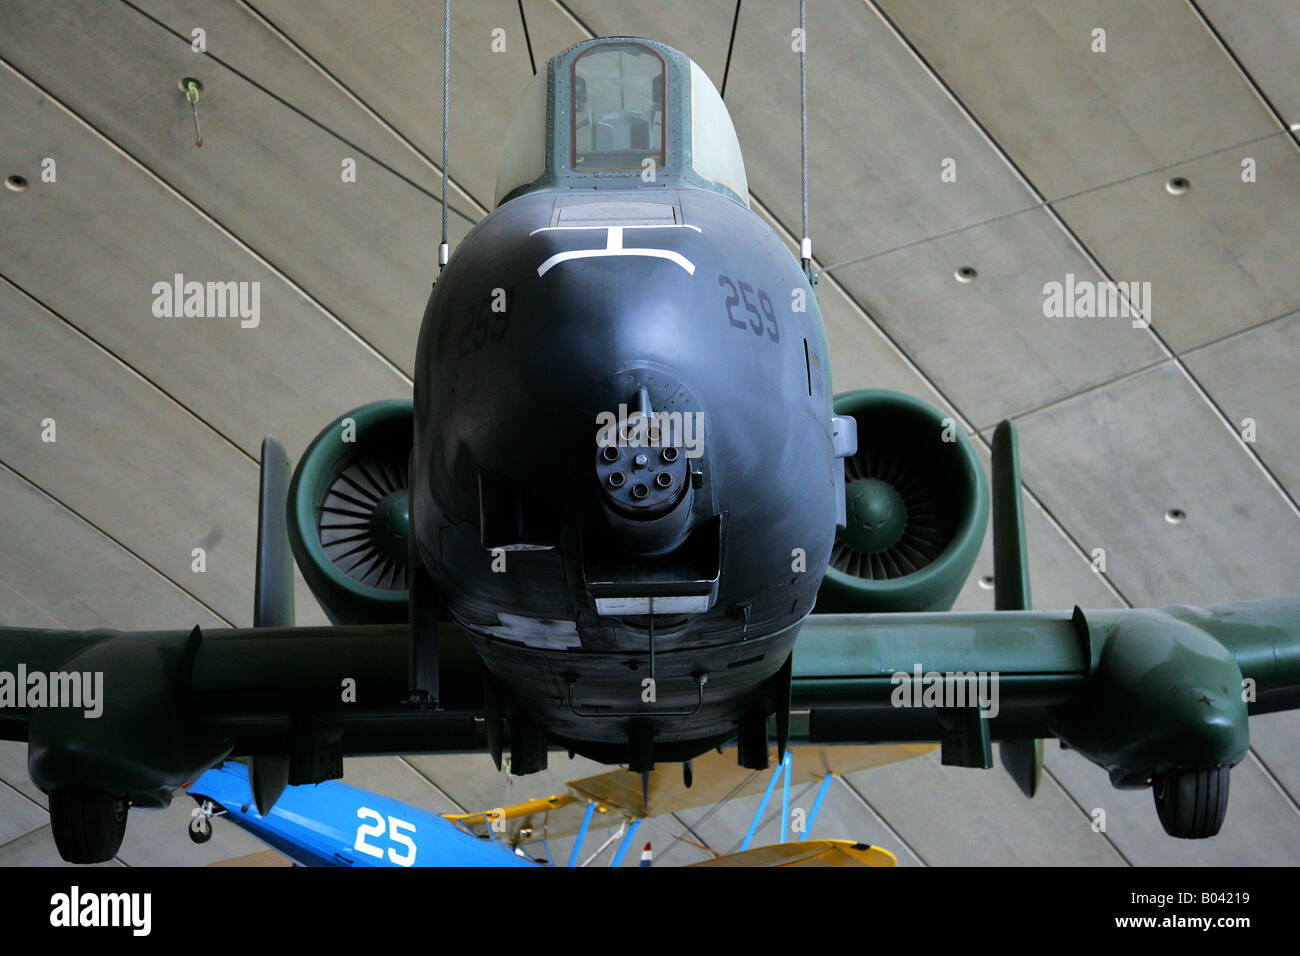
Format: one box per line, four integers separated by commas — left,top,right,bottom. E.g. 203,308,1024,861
719,274,779,343
355,807,418,866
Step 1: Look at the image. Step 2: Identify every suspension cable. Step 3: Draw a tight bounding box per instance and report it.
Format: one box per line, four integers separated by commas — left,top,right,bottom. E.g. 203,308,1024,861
517,0,537,76
439,0,451,269
799,0,811,280
720,0,742,99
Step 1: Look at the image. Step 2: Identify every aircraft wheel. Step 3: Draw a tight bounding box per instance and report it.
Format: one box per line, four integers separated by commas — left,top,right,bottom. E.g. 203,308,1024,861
49,790,128,864
188,813,213,844
1153,767,1229,839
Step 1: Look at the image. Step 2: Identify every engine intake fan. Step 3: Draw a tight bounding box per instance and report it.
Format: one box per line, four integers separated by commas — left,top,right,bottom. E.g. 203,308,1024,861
816,391,987,613
287,400,413,625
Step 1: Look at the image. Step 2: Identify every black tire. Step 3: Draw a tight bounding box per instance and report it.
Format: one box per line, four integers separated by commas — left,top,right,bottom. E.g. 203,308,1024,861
49,790,128,864
1153,767,1229,839
188,814,213,844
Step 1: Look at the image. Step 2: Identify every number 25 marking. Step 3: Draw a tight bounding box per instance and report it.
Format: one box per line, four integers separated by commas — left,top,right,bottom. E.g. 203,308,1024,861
355,806,418,866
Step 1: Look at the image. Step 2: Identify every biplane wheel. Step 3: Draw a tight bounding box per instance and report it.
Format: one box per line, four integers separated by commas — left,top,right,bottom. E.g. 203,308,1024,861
49,790,128,864
188,814,213,844
1153,767,1229,839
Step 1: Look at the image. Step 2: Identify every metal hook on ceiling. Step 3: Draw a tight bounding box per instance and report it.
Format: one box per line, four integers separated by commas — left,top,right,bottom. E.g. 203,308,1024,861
180,77,203,148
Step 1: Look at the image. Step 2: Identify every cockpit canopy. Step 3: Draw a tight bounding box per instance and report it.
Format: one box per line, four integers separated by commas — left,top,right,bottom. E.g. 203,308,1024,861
494,37,749,208
573,42,665,172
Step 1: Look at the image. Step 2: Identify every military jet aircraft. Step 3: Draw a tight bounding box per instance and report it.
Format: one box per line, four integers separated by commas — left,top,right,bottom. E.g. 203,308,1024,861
2,37,1298,865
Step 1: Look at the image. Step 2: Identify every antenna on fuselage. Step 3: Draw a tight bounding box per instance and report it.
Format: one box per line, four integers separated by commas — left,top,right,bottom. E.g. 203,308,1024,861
798,0,812,281
438,0,451,270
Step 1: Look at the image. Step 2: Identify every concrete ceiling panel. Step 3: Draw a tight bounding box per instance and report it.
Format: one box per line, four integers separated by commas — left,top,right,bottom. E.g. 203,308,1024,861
0,67,411,460
0,0,472,374
1182,311,1300,497
0,280,262,623
0,460,228,630
1196,0,1300,125
247,0,588,209
1013,363,1300,607
841,749,1128,865
133,0,478,213
1053,136,1300,351
876,0,1281,197
832,207,1167,427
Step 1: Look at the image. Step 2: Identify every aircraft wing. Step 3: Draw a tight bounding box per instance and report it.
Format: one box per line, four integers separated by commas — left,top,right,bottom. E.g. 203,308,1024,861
0,620,485,802
790,597,1300,786
780,418,1300,826
689,840,896,868
186,761,537,867
3,598,1298,795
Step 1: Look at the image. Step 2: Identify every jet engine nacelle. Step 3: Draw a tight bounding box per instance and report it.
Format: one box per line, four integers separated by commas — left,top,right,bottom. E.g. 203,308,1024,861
288,400,413,625
815,390,988,613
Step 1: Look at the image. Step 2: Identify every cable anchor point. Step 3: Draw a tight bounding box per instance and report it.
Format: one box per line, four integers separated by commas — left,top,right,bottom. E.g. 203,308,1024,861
179,77,203,148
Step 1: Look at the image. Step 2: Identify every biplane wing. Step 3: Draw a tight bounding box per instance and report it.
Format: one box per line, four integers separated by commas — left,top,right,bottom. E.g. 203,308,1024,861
186,761,536,868
443,742,935,848
564,743,933,827
689,840,896,868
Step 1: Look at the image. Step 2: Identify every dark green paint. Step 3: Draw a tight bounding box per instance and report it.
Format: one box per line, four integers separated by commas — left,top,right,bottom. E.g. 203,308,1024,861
816,390,989,613
286,399,412,625
991,418,1042,797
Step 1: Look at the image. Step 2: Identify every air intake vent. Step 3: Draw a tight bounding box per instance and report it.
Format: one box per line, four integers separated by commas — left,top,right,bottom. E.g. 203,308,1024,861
829,446,956,581
816,391,987,614
319,451,410,591
288,400,414,625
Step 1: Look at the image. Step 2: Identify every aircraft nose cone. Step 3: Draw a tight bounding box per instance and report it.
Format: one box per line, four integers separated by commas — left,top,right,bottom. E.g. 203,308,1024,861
369,490,411,561
842,478,907,554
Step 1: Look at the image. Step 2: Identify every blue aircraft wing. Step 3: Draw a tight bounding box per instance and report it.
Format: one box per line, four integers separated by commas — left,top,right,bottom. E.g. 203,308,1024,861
186,762,537,867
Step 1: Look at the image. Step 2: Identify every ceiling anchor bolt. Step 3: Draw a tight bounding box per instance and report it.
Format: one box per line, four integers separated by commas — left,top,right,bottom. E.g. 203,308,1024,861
180,77,204,148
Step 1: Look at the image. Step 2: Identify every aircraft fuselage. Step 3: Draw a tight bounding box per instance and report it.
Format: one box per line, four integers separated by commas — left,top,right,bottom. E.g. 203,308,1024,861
412,184,842,767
